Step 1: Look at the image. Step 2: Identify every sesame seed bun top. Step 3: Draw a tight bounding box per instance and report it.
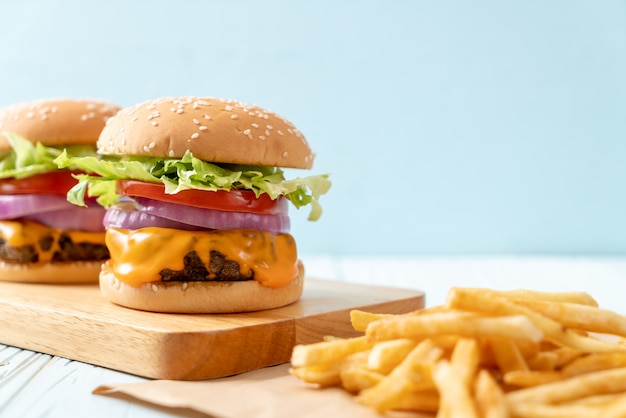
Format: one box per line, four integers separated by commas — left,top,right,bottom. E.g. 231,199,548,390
97,97,315,169
0,98,121,152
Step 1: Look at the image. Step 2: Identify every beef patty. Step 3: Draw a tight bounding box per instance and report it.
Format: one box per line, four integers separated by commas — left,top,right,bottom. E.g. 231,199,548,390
160,250,255,282
0,234,109,264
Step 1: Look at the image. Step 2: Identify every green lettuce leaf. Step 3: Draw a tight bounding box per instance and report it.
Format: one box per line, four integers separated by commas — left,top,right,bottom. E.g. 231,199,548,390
0,132,97,179
54,150,331,221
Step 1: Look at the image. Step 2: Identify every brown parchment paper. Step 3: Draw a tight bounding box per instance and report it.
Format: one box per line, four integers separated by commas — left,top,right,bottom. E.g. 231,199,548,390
93,363,429,418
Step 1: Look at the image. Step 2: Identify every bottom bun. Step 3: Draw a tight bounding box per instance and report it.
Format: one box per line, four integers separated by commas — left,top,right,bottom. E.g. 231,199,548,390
0,261,103,284
99,260,305,313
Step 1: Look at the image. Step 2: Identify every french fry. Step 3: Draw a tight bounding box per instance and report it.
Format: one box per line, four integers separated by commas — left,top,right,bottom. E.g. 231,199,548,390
349,310,394,332
356,339,443,412
474,369,509,418
288,362,342,387
321,335,346,343
367,338,418,374
495,289,598,307
503,370,564,388
568,393,626,406
433,360,479,418
551,346,585,368
510,298,626,337
447,287,624,353
509,402,598,418
291,336,372,368
450,338,480,387
394,389,440,412
339,351,382,393
526,351,559,371
511,338,541,360
366,312,543,342
488,337,529,373
434,340,481,418
506,367,626,404
562,352,626,377
340,368,382,393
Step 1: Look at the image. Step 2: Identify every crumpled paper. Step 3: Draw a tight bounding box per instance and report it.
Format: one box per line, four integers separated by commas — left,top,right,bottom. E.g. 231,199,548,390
93,363,427,418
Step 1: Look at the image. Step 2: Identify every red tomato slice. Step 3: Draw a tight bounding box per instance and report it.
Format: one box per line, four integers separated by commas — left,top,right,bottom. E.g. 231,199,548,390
0,171,80,196
117,180,288,216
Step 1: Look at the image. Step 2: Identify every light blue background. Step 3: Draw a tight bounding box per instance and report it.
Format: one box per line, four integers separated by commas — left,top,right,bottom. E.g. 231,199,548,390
1,1,624,255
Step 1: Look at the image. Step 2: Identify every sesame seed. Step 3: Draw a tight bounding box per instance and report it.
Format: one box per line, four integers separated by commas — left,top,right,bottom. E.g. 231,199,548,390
259,135,266,140
230,114,238,120
277,130,284,136
176,109,184,114
151,121,158,126
86,103,96,110
204,115,212,120
168,149,175,157
80,114,88,121
26,112,34,119
225,105,233,111
243,129,251,135
51,107,57,113
191,132,199,139
199,125,208,131
193,118,200,125
247,134,253,140
143,145,151,152
265,130,270,136
149,141,156,148
282,151,289,158
170,107,176,112
266,125,273,129
248,112,255,116
152,284,158,292
120,127,125,133
251,123,259,128
182,282,189,290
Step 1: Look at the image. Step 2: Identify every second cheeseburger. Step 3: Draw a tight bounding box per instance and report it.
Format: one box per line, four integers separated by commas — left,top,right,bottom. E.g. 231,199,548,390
56,96,331,313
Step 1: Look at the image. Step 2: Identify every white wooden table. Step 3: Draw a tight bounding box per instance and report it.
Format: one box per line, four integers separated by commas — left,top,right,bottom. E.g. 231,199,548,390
2,255,626,417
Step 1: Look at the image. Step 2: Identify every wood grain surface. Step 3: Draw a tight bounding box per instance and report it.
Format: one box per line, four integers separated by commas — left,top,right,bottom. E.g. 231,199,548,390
0,278,424,380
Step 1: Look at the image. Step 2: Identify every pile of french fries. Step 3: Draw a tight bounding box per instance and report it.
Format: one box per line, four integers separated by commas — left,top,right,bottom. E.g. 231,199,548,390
290,287,626,417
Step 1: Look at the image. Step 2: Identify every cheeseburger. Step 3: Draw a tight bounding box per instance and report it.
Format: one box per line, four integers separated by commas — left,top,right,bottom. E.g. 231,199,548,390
57,96,331,313
0,98,120,283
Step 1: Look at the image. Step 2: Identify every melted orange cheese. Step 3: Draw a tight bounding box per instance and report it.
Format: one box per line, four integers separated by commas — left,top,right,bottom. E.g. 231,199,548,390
0,220,106,264
105,227,299,288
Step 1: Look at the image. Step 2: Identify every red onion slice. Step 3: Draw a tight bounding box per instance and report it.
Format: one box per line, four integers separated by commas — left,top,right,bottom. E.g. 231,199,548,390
106,198,290,234
0,194,75,219
104,203,201,231
26,207,106,232
0,194,106,231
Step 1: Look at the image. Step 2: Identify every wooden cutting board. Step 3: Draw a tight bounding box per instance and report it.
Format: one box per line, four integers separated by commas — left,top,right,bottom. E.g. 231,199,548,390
0,279,424,380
